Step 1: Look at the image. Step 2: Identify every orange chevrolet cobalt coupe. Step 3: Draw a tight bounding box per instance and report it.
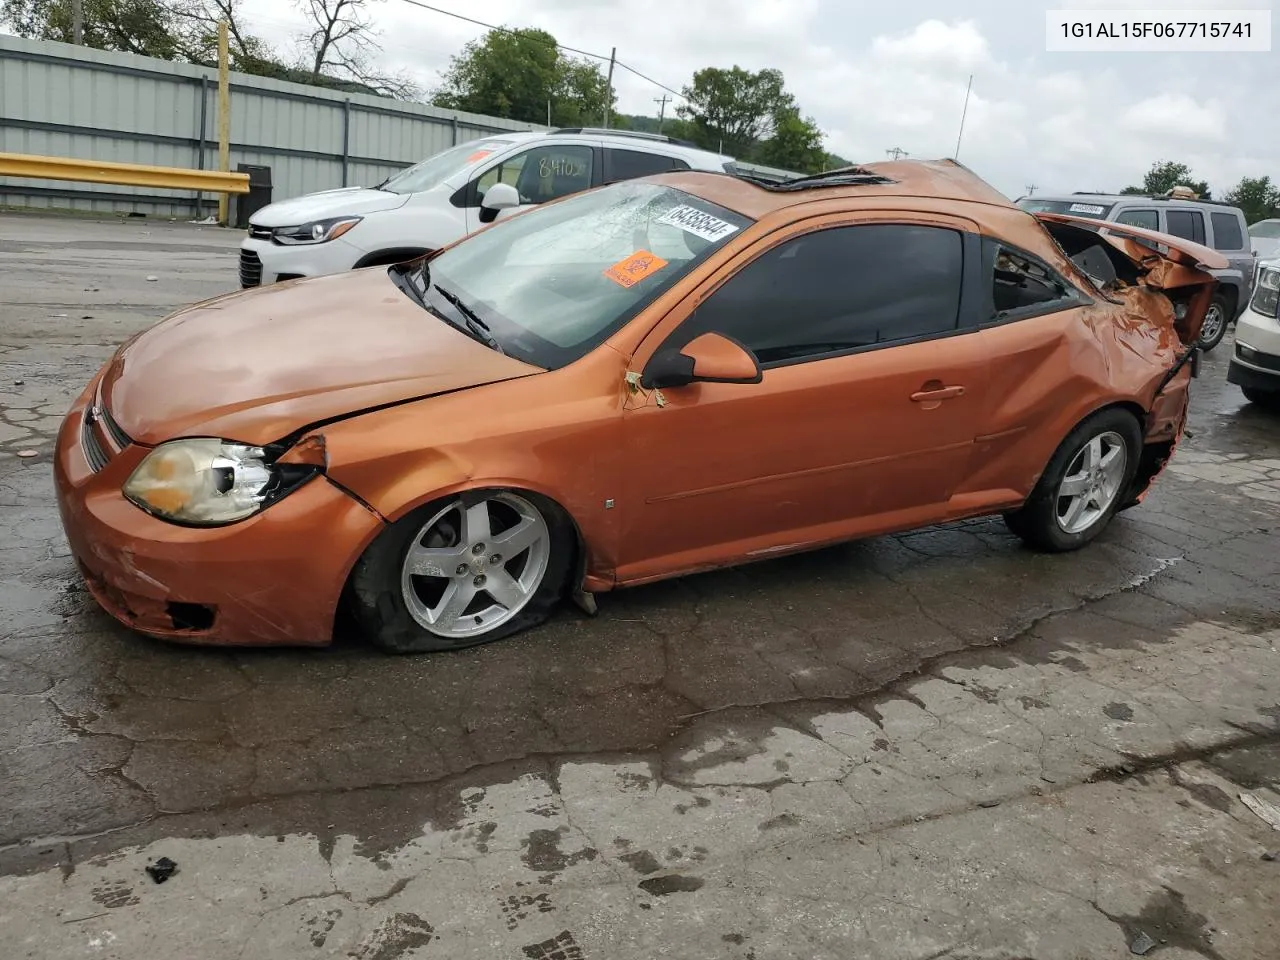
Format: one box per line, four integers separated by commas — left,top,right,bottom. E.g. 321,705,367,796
56,161,1223,651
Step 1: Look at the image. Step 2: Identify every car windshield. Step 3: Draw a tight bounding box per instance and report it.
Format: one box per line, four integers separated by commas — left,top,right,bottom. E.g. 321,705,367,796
1017,198,1115,220
379,139,512,195
417,181,754,368
1248,220,1280,239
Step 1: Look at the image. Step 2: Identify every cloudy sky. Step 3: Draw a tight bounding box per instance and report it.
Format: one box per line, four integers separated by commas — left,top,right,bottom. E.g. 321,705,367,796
243,0,1277,199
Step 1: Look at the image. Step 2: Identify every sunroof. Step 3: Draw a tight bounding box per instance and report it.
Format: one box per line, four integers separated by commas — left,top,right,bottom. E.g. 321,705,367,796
739,167,897,191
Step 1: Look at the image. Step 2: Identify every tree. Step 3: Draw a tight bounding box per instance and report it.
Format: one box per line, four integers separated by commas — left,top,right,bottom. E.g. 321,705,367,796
295,0,419,99
432,27,615,127
171,0,277,72
1,0,179,57
755,108,826,174
1121,160,1211,199
1224,175,1280,224
676,66,795,157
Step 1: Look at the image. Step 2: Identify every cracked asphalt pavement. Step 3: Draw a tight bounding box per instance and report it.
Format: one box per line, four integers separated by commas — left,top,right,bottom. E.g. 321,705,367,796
1,214,1279,959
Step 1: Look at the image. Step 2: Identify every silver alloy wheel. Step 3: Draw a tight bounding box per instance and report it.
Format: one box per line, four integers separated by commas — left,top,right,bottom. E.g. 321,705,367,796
1055,430,1128,535
399,491,551,639
1199,303,1224,344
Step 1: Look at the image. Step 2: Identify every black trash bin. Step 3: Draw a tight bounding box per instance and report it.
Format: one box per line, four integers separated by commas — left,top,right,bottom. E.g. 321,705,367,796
234,163,273,229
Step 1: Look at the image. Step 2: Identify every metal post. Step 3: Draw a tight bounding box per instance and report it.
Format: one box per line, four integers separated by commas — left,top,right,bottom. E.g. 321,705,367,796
654,95,669,133
216,22,231,225
451,115,459,145
954,74,973,161
603,47,616,128
195,76,209,217
71,0,83,44
341,99,351,187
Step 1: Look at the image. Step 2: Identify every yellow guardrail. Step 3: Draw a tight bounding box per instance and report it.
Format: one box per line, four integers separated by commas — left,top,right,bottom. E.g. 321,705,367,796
0,152,249,193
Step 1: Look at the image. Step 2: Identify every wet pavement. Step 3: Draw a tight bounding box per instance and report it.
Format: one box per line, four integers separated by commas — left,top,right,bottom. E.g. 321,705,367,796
1,214,1278,959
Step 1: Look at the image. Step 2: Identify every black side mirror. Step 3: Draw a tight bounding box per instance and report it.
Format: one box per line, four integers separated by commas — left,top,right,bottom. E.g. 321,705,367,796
478,206,498,224
641,349,696,389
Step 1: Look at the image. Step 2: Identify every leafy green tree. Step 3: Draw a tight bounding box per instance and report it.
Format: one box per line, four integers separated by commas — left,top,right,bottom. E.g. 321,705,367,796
676,66,795,156
1121,160,1211,199
1,0,179,57
432,27,615,127
755,108,826,174
1223,175,1280,224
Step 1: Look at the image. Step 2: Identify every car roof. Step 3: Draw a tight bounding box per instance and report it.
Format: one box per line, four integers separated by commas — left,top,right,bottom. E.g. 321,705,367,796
652,158,1015,221
483,128,733,165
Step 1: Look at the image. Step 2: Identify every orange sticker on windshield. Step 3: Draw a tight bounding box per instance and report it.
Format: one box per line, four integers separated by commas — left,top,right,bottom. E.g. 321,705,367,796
604,250,668,288
465,149,494,163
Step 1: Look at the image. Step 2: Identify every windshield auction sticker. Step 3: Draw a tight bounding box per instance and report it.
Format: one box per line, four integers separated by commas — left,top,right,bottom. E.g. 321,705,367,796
656,205,740,242
604,250,669,288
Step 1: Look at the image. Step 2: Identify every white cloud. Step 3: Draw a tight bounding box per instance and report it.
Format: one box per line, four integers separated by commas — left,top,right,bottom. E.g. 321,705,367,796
237,0,1274,200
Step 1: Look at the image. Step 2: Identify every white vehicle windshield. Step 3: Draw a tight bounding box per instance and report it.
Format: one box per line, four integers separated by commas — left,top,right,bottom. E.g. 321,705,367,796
1248,220,1280,239
379,139,511,195
412,181,753,368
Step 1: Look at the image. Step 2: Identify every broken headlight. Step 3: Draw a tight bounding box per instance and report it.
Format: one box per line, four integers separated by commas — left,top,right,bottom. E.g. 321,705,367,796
123,439,319,526
273,216,362,245
1250,266,1279,318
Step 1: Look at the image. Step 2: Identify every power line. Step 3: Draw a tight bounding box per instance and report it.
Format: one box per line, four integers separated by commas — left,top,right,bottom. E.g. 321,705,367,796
395,0,687,101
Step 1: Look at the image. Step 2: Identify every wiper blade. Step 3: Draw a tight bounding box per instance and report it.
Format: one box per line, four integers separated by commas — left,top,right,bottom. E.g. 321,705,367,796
390,263,428,308
433,284,504,355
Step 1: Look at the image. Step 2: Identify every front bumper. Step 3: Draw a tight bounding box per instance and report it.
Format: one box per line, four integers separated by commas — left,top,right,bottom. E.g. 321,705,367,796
239,234,365,288
1227,304,1280,391
54,374,385,645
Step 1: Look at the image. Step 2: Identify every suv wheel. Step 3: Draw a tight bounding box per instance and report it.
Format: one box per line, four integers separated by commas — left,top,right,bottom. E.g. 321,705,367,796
1198,294,1230,351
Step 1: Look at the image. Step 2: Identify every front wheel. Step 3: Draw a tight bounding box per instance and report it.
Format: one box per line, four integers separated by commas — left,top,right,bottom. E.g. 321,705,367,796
347,489,573,653
1242,385,1280,410
1004,408,1143,552
1197,295,1230,352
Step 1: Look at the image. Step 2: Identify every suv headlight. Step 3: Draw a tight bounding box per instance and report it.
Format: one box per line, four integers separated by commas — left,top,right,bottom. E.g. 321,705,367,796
273,216,362,245
123,438,321,525
1250,266,1279,318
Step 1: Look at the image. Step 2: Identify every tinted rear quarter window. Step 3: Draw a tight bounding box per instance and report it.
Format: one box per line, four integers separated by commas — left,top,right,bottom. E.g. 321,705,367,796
606,149,687,182
1210,212,1244,250
1165,209,1206,245
1115,209,1159,231
674,224,964,365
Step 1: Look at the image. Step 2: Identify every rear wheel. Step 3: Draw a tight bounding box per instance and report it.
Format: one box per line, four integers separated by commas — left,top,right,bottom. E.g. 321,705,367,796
1197,294,1230,351
1004,408,1143,552
1241,385,1280,410
348,489,573,653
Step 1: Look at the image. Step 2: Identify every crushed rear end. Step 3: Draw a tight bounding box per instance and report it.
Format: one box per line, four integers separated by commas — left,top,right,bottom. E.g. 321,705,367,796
1035,213,1226,504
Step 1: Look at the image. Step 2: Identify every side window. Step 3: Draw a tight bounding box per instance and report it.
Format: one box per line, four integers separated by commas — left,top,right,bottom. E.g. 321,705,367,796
1210,212,1244,251
605,148,680,183
671,224,963,366
1115,209,1158,231
475,145,594,205
1165,209,1206,244
990,243,1076,319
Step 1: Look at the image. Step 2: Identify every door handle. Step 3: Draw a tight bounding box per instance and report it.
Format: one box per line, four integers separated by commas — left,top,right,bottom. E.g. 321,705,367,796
910,384,966,402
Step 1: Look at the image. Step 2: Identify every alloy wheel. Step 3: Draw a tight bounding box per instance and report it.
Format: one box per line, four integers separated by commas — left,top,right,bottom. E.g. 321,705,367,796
399,492,551,639
1054,431,1128,535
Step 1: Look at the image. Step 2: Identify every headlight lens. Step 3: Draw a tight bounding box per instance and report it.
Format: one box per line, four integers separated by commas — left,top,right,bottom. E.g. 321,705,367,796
123,439,317,525
273,216,361,245
1250,266,1279,318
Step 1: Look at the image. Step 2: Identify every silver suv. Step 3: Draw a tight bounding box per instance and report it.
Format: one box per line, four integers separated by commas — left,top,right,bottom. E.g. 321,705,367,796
1017,192,1256,351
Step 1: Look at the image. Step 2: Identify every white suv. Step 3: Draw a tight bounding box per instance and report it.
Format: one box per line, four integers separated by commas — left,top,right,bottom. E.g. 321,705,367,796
1228,257,1280,409
238,128,736,287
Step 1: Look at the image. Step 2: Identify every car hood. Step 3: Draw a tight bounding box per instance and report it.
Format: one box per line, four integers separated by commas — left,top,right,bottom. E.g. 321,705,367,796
1251,236,1280,260
102,268,542,447
248,187,409,227
1035,212,1229,273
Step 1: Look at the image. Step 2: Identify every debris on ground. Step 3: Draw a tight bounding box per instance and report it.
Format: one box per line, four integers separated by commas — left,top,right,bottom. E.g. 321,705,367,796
1129,931,1158,955
144,857,178,883
1262,851,1277,862
1240,792,1280,830
13,379,24,385
17,450,39,459
145,275,159,282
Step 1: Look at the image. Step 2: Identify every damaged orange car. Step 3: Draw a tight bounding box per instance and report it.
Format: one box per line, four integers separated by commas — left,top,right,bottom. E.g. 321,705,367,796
55,160,1225,651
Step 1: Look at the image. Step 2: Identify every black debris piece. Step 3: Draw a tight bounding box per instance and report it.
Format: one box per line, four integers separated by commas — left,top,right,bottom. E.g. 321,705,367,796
145,857,178,883
1130,931,1157,955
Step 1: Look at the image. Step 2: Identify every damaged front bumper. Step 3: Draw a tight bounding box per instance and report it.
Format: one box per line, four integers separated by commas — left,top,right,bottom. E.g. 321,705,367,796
54,377,384,646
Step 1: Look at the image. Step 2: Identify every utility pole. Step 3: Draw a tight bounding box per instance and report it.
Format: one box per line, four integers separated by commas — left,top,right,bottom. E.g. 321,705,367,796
216,21,231,225
886,146,907,160
1025,183,1038,196
71,0,83,44
602,47,616,128
654,95,670,133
